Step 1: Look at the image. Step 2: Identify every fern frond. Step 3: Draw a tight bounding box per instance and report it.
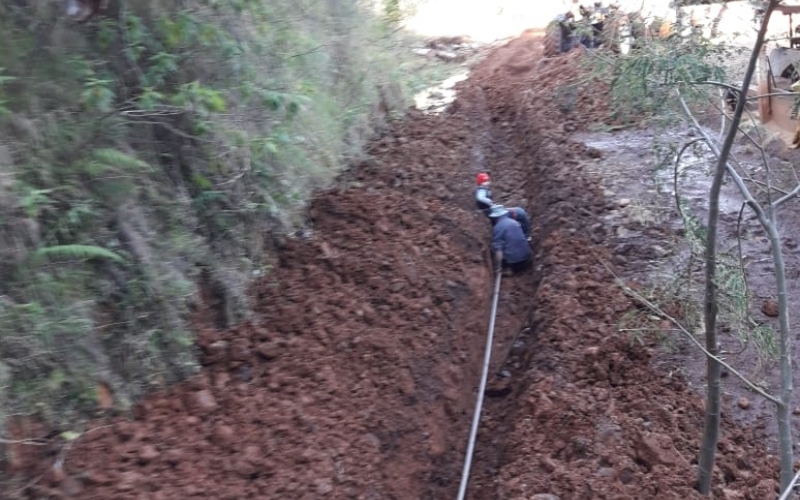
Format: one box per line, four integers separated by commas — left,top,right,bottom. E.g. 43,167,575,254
90,149,152,173
31,244,125,264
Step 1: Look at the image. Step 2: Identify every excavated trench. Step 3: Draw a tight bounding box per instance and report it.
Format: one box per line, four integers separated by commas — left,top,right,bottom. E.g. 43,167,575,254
450,43,621,498
4,39,541,500
4,33,783,500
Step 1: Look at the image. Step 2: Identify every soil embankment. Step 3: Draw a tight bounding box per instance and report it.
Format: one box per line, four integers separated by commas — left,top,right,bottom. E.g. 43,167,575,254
4,33,779,500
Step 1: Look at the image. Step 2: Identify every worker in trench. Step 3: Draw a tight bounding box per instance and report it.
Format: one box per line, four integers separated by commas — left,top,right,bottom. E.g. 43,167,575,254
474,172,531,240
489,205,532,277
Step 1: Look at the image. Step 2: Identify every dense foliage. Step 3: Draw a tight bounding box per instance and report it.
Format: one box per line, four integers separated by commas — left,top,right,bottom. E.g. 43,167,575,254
0,0,432,431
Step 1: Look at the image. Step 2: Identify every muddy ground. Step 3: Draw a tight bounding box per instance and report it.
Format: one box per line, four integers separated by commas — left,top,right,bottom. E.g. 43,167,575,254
0,33,787,500
574,118,800,449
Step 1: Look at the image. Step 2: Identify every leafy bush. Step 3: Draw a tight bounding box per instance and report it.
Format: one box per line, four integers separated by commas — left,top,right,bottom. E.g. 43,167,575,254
583,27,733,124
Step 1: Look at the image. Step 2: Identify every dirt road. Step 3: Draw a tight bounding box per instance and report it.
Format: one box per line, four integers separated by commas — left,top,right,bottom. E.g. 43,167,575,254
4,33,781,500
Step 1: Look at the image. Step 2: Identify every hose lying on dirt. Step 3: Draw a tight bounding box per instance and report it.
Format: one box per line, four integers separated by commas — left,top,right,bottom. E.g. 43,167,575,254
456,271,502,500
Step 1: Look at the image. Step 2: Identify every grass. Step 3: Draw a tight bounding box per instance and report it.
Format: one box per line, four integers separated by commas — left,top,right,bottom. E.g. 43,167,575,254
618,282,700,353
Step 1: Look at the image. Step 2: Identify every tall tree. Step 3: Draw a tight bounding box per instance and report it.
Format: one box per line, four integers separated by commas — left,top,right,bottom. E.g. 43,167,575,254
694,0,779,493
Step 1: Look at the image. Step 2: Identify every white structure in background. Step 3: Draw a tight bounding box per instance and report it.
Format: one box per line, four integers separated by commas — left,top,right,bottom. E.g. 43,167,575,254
63,0,109,22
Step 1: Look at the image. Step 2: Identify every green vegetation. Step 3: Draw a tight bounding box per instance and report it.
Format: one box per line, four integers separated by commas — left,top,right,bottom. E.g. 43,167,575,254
578,27,739,125
0,0,447,431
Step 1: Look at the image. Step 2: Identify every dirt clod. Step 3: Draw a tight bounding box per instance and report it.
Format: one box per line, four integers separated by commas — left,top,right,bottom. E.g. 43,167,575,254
137,445,159,464
761,299,779,317
188,389,218,414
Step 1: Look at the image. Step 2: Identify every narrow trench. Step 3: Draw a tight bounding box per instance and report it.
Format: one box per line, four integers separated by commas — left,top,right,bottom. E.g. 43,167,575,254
432,81,548,500
459,198,547,500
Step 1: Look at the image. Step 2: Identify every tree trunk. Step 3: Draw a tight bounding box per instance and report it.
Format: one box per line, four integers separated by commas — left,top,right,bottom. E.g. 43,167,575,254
767,210,794,490
696,0,778,494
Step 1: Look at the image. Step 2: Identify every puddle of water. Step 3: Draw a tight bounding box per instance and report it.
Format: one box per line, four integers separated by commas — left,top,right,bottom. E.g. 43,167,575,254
414,71,469,114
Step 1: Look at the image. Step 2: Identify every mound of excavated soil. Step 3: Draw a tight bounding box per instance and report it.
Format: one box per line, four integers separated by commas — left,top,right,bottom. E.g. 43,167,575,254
3,33,778,500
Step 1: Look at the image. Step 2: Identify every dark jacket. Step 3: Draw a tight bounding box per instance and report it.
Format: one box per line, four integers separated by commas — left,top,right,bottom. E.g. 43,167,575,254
491,215,531,264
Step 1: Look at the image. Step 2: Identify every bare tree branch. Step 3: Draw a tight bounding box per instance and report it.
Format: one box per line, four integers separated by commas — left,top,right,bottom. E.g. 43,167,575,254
606,266,781,406
773,184,800,210
677,94,769,226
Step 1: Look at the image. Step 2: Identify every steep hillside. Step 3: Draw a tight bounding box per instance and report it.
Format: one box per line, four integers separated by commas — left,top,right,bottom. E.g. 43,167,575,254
0,0,443,436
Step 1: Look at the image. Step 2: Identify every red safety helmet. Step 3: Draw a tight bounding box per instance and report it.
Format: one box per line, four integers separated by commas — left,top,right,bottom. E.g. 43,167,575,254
475,172,490,185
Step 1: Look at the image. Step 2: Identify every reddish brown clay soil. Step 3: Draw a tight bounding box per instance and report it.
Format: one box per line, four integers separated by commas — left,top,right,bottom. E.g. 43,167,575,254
2,34,780,500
